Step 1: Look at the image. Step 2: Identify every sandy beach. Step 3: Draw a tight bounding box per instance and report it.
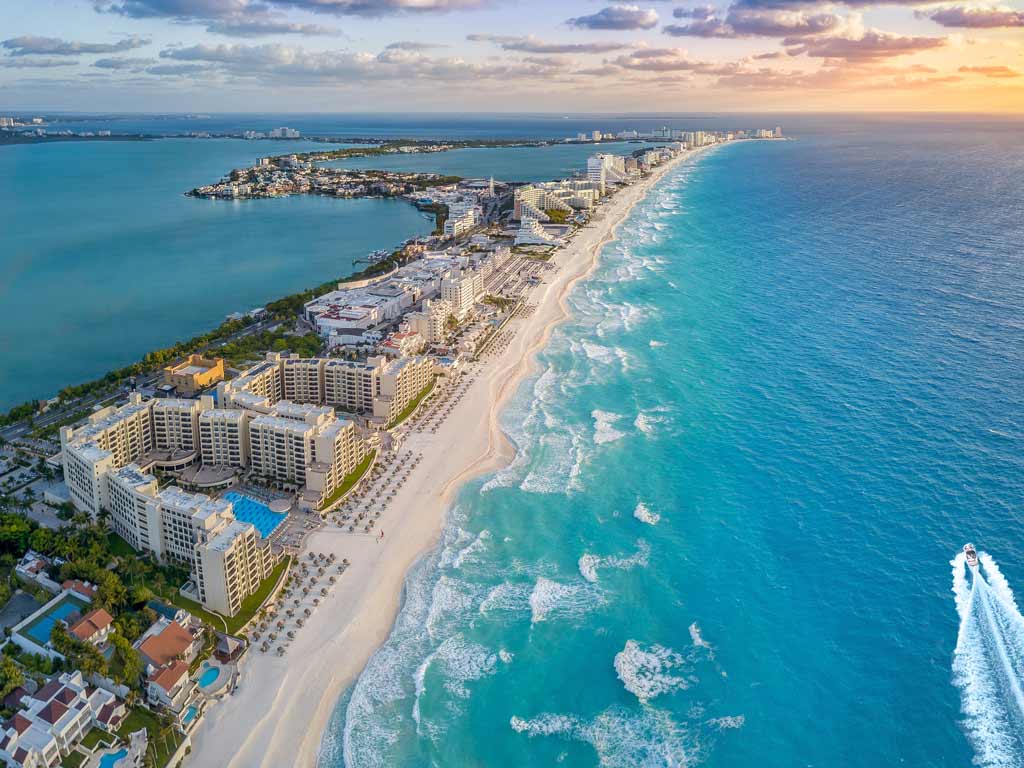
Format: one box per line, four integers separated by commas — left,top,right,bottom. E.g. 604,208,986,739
187,147,697,768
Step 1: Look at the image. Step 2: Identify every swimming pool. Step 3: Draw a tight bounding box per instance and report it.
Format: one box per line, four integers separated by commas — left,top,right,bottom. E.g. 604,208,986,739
98,748,127,768
182,705,198,725
198,663,220,688
223,491,286,538
20,594,89,645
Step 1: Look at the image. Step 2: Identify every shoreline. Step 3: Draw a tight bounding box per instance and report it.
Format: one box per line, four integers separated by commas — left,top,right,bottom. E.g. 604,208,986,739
185,145,712,768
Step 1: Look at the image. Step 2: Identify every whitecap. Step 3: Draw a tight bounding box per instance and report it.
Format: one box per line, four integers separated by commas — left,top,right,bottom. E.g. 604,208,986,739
435,634,499,699
634,502,661,526
592,409,626,445
708,715,745,730
511,706,692,768
614,640,691,703
578,540,650,583
529,576,604,624
479,581,532,615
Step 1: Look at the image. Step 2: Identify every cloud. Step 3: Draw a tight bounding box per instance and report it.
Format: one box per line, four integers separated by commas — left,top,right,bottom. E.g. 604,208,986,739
94,56,158,70
673,5,717,19
731,0,920,7
205,19,340,36
921,5,1024,28
156,41,565,85
1,34,149,56
715,61,962,90
785,29,947,59
612,46,739,74
96,0,488,18
959,64,1020,76
467,33,631,53
385,40,447,51
145,62,213,75
566,4,659,30
665,7,843,37
0,56,78,68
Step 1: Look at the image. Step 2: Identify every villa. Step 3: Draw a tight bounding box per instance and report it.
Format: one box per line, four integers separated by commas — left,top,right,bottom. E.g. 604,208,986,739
67,609,113,646
134,614,203,670
0,671,124,768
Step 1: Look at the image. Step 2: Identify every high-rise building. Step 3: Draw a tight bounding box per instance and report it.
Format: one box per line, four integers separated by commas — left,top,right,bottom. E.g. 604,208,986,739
407,298,454,345
441,269,484,319
198,408,250,468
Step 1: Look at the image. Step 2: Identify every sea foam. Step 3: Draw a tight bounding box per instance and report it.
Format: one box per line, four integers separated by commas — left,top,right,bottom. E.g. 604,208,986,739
511,706,692,768
577,540,650,583
614,640,691,703
529,577,604,624
592,409,626,445
633,502,661,526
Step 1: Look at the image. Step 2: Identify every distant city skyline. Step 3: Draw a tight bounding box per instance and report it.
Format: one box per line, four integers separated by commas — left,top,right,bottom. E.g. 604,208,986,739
1,0,1022,112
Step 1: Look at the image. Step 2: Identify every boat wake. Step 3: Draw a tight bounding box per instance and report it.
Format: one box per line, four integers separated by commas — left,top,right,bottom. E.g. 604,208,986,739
951,549,1024,767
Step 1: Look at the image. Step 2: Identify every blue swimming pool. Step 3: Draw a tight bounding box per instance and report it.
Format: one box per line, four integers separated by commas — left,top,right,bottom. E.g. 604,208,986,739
98,748,127,768
182,704,198,725
198,663,220,688
20,594,89,645
223,492,286,538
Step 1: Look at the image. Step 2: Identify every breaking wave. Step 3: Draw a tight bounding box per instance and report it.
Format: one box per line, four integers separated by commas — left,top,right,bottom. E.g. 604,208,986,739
510,706,693,768
578,540,651,583
634,502,661,526
614,640,691,703
593,409,626,445
529,576,605,624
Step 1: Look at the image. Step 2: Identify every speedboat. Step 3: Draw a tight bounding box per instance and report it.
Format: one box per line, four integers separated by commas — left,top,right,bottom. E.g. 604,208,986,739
964,543,978,568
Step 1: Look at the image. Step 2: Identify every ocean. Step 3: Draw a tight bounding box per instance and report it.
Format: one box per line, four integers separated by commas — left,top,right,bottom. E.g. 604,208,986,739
320,116,1024,768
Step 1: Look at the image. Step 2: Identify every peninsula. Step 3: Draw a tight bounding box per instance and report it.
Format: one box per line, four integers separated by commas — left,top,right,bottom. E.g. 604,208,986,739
0,126,782,768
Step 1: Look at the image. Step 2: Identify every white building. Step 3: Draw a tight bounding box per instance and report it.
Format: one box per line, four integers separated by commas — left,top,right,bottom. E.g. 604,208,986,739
407,298,453,345
441,269,483,320
443,198,480,238
198,408,250,468
0,671,124,768
372,356,435,425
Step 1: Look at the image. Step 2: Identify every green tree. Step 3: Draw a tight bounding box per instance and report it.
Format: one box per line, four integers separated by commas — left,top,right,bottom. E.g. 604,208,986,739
0,655,25,700
50,623,108,677
109,634,143,687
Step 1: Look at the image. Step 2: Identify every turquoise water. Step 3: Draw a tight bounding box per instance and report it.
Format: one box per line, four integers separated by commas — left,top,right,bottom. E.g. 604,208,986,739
321,118,1024,767
224,491,286,538
198,664,220,688
0,138,432,409
183,705,198,725
21,595,88,645
98,747,128,768
325,141,660,183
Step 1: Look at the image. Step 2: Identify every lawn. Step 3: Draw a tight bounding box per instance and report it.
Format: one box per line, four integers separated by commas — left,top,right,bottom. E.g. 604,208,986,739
387,378,437,430
106,532,137,559
169,557,291,635
60,751,86,768
118,706,182,768
319,451,375,511
80,728,117,750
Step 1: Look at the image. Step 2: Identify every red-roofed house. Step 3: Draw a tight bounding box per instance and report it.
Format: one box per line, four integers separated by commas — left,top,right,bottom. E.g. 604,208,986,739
67,609,113,646
60,581,97,601
0,671,120,768
134,619,200,670
146,660,195,714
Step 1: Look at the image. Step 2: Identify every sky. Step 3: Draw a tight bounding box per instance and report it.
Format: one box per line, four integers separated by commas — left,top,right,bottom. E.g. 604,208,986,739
0,0,1021,112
